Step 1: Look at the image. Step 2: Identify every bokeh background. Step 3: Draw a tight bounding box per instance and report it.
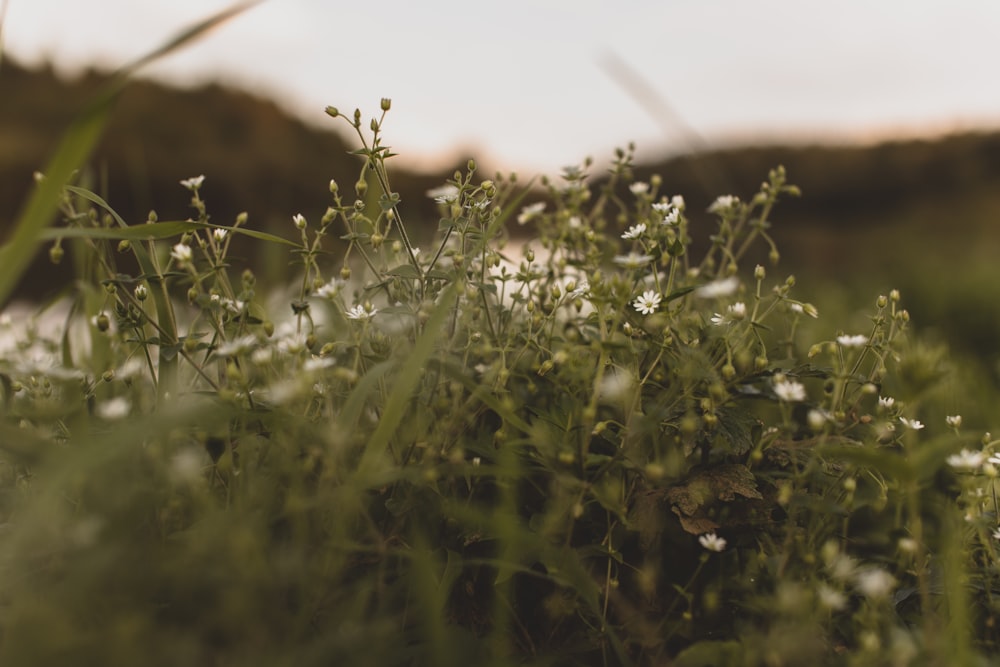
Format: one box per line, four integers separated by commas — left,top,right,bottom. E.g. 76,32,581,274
3,0,1000,376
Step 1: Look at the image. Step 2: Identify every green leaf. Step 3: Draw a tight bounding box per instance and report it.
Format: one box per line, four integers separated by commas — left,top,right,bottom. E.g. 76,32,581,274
386,264,420,279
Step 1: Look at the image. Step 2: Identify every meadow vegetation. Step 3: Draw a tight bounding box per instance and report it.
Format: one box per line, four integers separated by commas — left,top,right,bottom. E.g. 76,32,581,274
3,9,1000,666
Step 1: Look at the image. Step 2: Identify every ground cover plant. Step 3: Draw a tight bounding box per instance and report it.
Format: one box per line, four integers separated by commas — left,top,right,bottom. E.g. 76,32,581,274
4,14,1000,666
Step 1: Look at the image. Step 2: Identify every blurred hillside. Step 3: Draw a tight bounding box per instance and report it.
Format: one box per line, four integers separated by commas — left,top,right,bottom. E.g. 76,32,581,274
3,57,1000,372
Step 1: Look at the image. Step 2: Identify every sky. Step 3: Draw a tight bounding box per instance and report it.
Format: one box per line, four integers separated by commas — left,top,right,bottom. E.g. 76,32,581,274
4,0,1000,175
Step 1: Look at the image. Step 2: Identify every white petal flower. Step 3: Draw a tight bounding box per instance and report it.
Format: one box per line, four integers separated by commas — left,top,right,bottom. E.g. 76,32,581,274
728,302,747,320
216,334,258,357
946,415,963,429
878,396,895,409
816,584,847,611
517,202,546,225
426,184,460,203
774,379,806,402
854,568,896,600
628,181,649,195
660,208,680,225
346,303,378,321
621,223,647,240
171,242,192,264
212,228,229,242
836,334,868,348
693,276,739,299
698,533,727,552
708,194,738,213
613,252,654,269
710,313,727,326
992,527,1000,541
946,448,984,470
292,213,307,230
899,417,925,431
632,290,662,315
180,175,205,190
316,279,344,299
96,396,131,420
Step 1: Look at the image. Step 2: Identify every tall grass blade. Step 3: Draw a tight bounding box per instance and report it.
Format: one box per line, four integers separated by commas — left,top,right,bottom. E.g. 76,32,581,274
0,1,261,309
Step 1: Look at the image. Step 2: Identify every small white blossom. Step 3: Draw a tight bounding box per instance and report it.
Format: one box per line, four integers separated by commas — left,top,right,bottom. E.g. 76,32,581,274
878,396,895,409
693,276,739,299
946,415,963,429
216,334,258,357
212,228,229,242
277,332,308,355
628,181,649,195
517,202,546,225
698,533,727,552
171,242,192,264
346,303,378,321
180,175,205,191
708,194,738,213
316,279,344,299
426,184,459,203
854,568,896,600
621,223,647,240
816,584,847,611
304,356,336,372
789,302,819,318
613,252,654,269
992,527,1000,541
661,208,680,225
96,396,131,420
836,334,868,348
710,313,727,326
947,448,985,471
774,379,806,402
292,213,307,230
632,290,662,315
566,280,590,301
671,195,685,210
899,417,925,431
728,302,747,320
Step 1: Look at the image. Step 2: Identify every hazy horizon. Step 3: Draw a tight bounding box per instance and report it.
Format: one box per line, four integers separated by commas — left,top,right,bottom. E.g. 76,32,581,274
4,0,1000,174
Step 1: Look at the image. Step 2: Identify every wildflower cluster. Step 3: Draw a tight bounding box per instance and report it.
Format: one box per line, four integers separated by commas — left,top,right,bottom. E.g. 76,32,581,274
0,105,993,666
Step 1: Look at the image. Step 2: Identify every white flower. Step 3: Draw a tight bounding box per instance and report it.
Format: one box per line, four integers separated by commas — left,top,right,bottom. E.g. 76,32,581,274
303,356,336,372
946,415,963,429
708,194,738,213
612,252,654,269
346,303,378,321
992,527,1000,541
693,276,739,299
566,280,590,301
671,195,685,210
212,228,228,242
710,313,727,326
632,290,662,315
946,448,984,471
426,184,459,203
171,242,192,264
854,568,896,600
180,175,205,191
96,396,131,420
621,223,647,240
728,302,747,320
316,279,344,299
517,202,546,225
774,379,806,402
836,334,868,348
277,332,308,355
628,181,649,195
878,396,895,409
661,208,680,225
292,213,307,230
899,417,924,431
698,533,727,552
816,584,847,611
216,334,258,357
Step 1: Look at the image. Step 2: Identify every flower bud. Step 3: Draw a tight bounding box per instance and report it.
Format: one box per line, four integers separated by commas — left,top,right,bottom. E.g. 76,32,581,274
117,240,131,253
48,244,64,265
380,97,391,111
325,106,339,118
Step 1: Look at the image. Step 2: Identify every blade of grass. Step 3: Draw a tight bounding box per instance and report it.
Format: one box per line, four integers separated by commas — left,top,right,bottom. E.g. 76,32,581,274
0,1,262,309
354,281,459,480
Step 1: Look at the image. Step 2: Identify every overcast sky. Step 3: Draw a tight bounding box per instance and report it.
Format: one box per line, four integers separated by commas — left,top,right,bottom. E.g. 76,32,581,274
4,0,1000,174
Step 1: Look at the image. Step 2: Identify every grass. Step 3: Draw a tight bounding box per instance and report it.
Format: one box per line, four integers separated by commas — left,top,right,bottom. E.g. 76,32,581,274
3,9,1000,667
